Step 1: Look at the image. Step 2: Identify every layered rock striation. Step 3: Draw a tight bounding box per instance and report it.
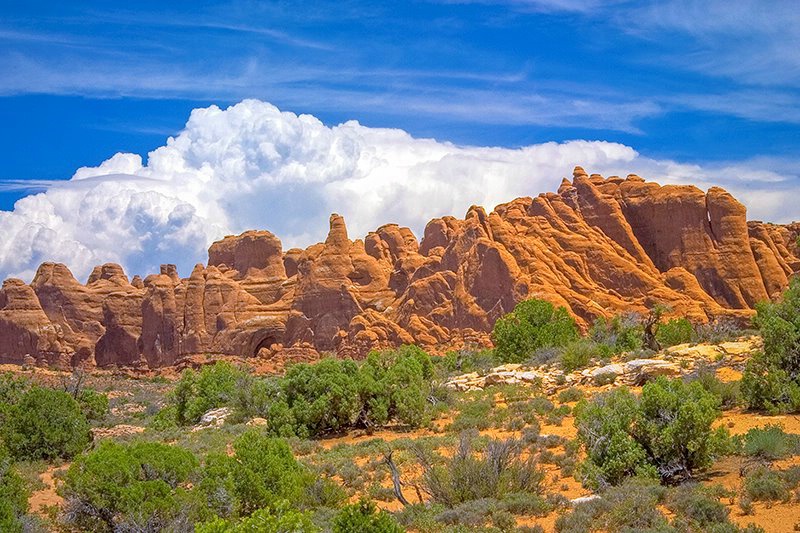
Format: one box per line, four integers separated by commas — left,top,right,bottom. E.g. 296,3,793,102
1,169,797,368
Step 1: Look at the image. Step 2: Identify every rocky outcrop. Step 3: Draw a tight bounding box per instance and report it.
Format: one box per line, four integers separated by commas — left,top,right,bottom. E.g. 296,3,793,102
0,170,796,368
0,279,64,365
442,337,762,393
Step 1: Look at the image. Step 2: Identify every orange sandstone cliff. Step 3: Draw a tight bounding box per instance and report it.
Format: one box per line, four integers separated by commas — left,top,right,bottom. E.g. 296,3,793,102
1,169,797,368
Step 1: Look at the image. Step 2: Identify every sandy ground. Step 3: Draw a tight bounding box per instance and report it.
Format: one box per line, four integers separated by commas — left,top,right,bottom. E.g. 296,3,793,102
29,464,66,517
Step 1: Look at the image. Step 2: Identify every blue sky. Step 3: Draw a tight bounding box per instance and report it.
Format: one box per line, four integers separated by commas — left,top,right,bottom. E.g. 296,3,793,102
0,0,798,280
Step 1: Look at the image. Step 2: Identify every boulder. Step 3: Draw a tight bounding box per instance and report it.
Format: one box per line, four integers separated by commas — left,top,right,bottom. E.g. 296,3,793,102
194,407,233,430
588,363,625,380
623,359,682,385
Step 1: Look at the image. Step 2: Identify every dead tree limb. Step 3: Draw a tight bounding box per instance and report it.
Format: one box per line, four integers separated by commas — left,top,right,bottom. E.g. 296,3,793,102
383,451,410,507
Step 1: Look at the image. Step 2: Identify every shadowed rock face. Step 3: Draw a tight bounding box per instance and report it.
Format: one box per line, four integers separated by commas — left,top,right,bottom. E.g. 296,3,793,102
1,169,797,368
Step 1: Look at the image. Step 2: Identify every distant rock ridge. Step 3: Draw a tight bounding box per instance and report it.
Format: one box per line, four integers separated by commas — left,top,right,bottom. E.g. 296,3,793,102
1,168,798,368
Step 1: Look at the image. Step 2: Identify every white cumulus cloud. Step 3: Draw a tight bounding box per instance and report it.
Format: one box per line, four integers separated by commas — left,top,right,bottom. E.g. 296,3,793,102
0,99,797,282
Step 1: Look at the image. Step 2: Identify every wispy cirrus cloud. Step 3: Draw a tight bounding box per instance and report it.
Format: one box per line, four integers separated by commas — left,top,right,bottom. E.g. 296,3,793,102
670,90,800,125
1,0,798,133
621,0,800,88
434,0,622,13
0,48,660,132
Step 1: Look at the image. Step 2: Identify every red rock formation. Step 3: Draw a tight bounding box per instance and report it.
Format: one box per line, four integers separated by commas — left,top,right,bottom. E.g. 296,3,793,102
0,170,797,368
94,291,144,367
0,279,64,365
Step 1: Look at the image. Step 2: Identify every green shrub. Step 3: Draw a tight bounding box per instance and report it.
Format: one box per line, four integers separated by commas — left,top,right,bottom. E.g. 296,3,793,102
741,425,800,461
61,440,201,531
576,377,729,487
556,477,763,533
667,483,730,529
560,339,608,372
491,508,516,532
575,388,657,488
744,466,790,502
332,499,403,533
500,492,553,516
656,317,695,347
358,345,433,428
171,362,245,425
492,298,579,363
449,398,493,432
689,366,742,410
200,430,311,517
590,314,643,354
742,277,800,412
528,346,563,366
555,477,669,533
240,346,434,438
436,499,497,528
415,433,544,506
196,501,319,532
0,373,29,414
695,318,749,344
77,389,110,421
0,446,28,532
233,376,279,422
394,503,444,533
739,496,754,515
2,386,91,461
437,349,500,374
149,404,179,430
267,358,360,437
557,387,583,403
636,378,730,478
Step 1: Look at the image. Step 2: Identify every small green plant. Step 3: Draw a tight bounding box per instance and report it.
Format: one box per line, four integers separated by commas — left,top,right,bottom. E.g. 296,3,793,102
656,317,695,347
560,339,604,372
739,496,754,515
449,398,493,432
558,387,583,403
666,483,731,529
592,372,618,386
741,425,800,461
555,477,669,533
556,477,762,532
500,492,553,516
171,361,245,425
694,318,748,344
689,366,742,410
332,499,403,533
590,314,643,354
196,501,319,532
415,432,544,506
744,466,790,502
435,498,500,528
437,349,500,374
491,508,516,532
492,298,578,363
77,388,110,421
